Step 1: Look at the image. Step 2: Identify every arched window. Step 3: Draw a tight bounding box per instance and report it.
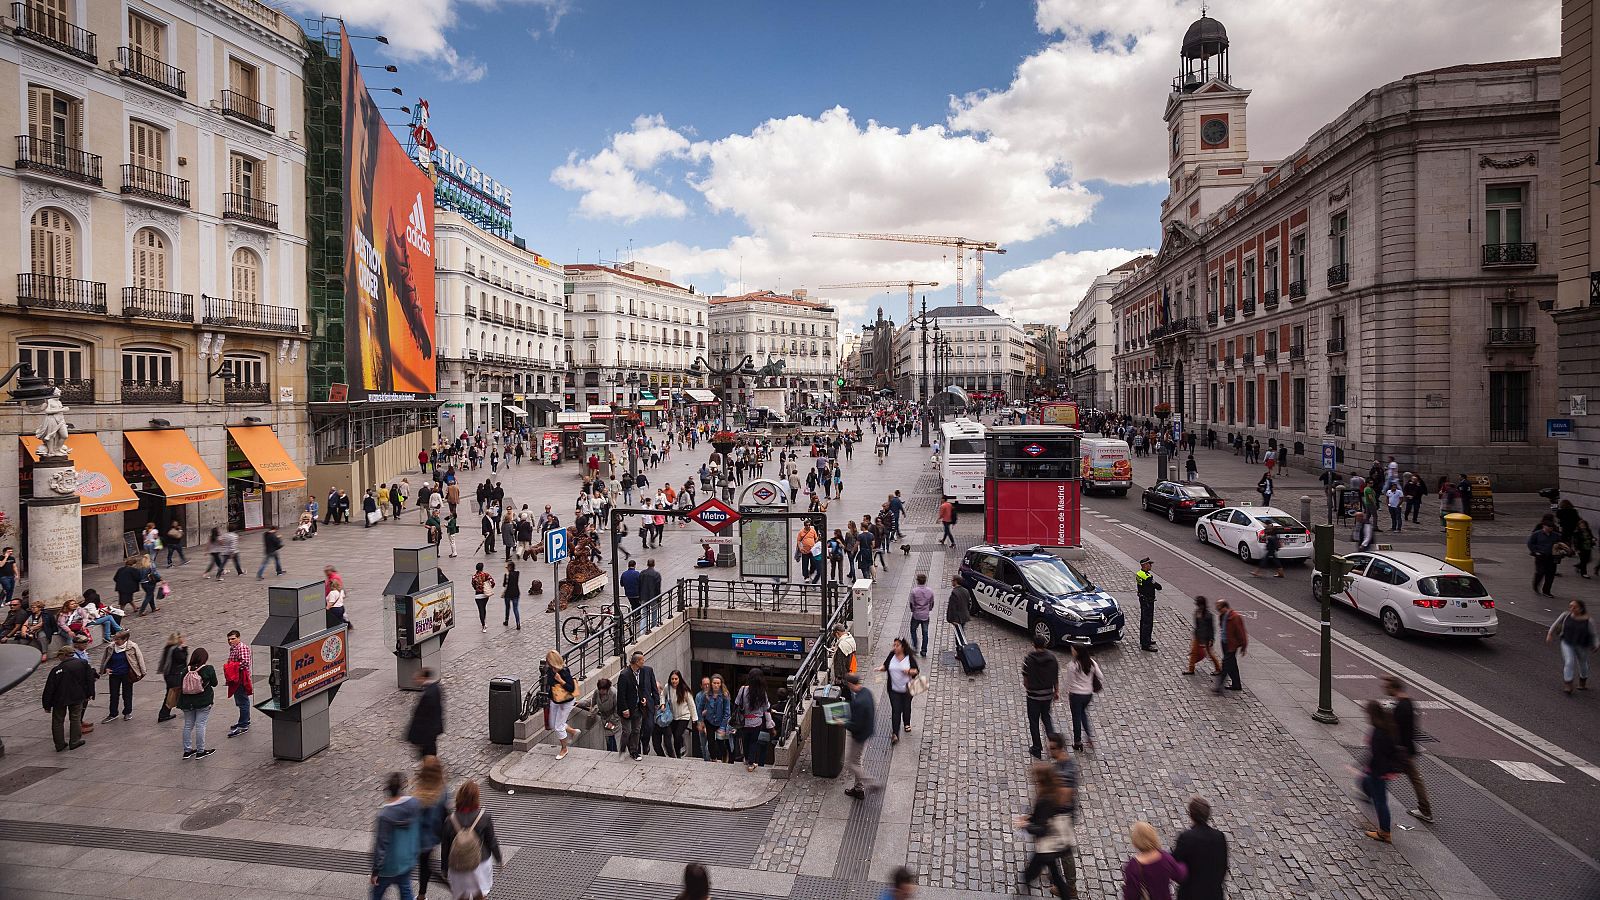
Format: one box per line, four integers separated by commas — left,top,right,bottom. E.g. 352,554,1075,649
18,338,85,384
121,344,176,384
30,207,75,277
231,247,260,304
221,352,265,385
131,227,168,290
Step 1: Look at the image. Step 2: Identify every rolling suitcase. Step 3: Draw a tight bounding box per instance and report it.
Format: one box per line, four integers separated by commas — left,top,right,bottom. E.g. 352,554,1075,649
957,641,986,674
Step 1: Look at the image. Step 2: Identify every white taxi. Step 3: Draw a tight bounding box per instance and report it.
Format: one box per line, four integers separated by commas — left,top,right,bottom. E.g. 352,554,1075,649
1311,551,1498,638
1194,506,1314,563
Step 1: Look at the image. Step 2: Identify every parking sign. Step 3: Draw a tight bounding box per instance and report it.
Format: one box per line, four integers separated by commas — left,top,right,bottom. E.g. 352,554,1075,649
545,527,569,564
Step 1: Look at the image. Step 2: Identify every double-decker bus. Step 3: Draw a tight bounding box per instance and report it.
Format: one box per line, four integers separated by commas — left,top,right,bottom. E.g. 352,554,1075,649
939,418,987,504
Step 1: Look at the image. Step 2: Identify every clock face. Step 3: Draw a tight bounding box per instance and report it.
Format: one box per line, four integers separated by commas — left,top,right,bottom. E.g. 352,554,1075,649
1201,118,1228,146
1171,130,1181,155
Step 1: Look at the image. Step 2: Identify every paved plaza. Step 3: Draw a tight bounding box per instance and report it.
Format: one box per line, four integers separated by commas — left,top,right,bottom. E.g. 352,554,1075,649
0,428,1469,898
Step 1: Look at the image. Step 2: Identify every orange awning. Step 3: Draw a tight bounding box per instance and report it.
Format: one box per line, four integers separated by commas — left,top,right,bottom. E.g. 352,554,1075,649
226,425,306,492
124,429,224,505
20,433,138,516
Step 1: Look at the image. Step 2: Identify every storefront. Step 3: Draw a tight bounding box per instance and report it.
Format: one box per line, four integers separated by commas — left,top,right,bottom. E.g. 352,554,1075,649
19,433,139,567
121,428,225,549
225,426,307,532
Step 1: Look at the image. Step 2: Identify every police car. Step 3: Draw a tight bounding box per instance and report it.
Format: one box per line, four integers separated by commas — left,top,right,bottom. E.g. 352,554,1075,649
959,545,1125,647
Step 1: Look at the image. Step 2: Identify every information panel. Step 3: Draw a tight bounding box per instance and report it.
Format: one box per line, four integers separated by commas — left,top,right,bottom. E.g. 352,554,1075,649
275,625,350,706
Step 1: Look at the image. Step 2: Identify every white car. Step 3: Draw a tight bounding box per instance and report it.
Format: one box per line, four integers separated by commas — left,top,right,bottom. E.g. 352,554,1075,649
1194,506,1314,563
1311,551,1498,638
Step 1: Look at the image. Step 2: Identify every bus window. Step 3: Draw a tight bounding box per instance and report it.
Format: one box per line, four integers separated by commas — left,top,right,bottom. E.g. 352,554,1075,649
947,438,984,456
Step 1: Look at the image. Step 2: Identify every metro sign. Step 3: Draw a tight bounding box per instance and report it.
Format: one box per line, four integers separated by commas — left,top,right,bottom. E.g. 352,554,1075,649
750,485,779,505
688,497,741,534
1022,443,1046,457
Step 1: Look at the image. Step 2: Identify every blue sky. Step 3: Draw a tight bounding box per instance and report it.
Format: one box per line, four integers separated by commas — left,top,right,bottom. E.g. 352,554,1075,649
307,0,1558,329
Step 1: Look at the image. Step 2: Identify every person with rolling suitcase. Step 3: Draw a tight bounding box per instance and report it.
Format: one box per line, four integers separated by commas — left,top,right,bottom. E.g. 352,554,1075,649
957,639,986,675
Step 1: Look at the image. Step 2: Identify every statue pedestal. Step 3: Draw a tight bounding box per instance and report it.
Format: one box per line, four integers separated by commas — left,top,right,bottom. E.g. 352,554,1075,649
27,455,81,608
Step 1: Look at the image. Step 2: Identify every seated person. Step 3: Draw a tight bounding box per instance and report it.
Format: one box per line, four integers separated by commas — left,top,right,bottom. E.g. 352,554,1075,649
695,544,716,568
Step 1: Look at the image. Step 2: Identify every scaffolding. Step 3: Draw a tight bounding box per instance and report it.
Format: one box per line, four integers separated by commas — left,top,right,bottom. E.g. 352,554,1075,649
301,19,346,404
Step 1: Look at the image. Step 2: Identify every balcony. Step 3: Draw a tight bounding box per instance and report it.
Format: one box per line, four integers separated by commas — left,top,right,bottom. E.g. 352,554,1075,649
1222,304,1236,321
16,136,102,186
224,381,270,403
1326,336,1346,354
1223,356,1235,370
121,287,193,323
1243,351,1256,365
121,379,182,404
1262,288,1280,310
12,2,96,63
583,330,601,339
202,295,301,333
1482,243,1537,267
116,47,185,97
1490,424,1529,443
1206,311,1219,326
17,274,106,314
223,192,277,229
1289,344,1306,361
465,304,478,319
51,378,93,405
1486,326,1536,347
220,90,274,131
121,164,189,207
1207,358,1217,371
1265,348,1278,364
1242,297,1256,316
1328,263,1350,287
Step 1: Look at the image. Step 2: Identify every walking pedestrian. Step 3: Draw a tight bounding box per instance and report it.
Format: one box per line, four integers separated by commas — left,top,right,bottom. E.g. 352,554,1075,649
664,669,696,758
1022,632,1059,759
1214,600,1248,693
225,630,252,737
617,651,660,762
878,638,919,745
1172,796,1228,900
1573,518,1595,579
1014,764,1075,898
937,497,956,546
256,526,285,579
946,575,972,648
1185,453,1198,481
1183,596,1221,676
544,650,581,760
1546,600,1597,694
163,522,188,566
470,564,494,633
501,561,521,630
841,673,877,798
1063,644,1102,752
1383,676,1433,823
1121,821,1188,899
97,630,144,723
1529,520,1561,597
639,559,663,631
442,781,502,900
732,668,774,770
1136,557,1161,652
113,555,142,612
370,771,422,900
178,647,218,759
696,674,732,762
412,756,450,900
1251,528,1285,578
42,645,94,752
1385,482,1405,533
406,668,445,759
155,632,187,722
907,574,934,656
577,678,622,753
1359,699,1402,842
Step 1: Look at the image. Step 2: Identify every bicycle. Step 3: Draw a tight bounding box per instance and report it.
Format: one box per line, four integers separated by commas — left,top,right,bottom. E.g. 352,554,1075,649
562,602,634,645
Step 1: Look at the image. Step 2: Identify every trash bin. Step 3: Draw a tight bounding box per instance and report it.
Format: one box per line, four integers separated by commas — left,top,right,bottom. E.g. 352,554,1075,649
810,685,846,778
488,677,521,745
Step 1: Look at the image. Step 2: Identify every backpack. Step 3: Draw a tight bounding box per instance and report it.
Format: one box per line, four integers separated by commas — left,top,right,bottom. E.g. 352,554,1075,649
448,810,486,872
181,667,204,695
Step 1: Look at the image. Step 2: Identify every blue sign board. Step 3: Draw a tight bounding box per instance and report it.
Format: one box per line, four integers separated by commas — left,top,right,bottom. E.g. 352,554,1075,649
1320,441,1337,471
731,633,805,657
1548,418,1575,438
545,527,569,564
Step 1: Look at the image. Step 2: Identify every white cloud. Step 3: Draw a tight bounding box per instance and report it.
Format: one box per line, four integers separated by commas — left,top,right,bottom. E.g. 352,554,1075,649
283,0,570,82
551,149,689,222
988,248,1154,324
952,0,1559,184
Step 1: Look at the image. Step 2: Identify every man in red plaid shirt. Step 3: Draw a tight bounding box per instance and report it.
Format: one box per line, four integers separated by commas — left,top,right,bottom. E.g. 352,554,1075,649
225,630,252,738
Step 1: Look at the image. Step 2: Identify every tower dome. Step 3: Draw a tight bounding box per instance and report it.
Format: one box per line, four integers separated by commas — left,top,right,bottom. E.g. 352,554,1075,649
1174,14,1230,92
1181,15,1229,60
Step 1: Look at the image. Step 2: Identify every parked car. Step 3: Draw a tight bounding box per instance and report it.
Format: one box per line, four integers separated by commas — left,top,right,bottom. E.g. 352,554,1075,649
1140,480,1225,522
958,544,1125,647
1195,506,1314,563
1311,550,1498,638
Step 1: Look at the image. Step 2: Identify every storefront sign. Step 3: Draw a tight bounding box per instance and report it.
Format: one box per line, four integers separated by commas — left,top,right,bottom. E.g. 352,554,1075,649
400,582,456,646
731,633,805,658
279,627,349,706
242,489,265,530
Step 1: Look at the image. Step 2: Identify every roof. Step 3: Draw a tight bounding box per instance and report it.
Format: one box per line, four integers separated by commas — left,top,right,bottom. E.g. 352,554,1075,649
1110,254,1154,273
564,263,690,293
710,290,829,310
925,304,1001,319
1408,58,1558,78
1181,15,1228,59
1360,550,1470,576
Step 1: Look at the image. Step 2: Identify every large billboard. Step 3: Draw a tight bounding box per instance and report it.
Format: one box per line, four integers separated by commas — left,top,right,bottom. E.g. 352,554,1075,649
342,28,436,398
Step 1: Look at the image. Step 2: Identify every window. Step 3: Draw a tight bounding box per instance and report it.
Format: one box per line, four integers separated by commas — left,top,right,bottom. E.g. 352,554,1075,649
1207,275,1218,311
1245,381,1256,425
1485,185,1524,245
1492,303,1526,330
129,120,166,173
30,207,75,277
1209,384,1220,422
128,11,166,62
1328,373,1347,435
231,248,260,304
1293,377,1306,432
221,353,265,385
1489,371,1529,442
228,57,259,100
1225,383,1236,424
1266,330,1279,352
1292,324,1306,351
1245,335,1256,355
27,84,83,148
18,339,84,383
1330,212,1349,267
1224,267,1236,306
1264,247,1279,293
1290,234,1306,283
230,153,263,198
1267,379,1279,429
131,227,168,290
122,346,176,384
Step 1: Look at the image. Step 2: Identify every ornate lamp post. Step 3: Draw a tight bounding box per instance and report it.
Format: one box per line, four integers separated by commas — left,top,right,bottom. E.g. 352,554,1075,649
687,347,758,437
1,364,83,610
904,297,937,447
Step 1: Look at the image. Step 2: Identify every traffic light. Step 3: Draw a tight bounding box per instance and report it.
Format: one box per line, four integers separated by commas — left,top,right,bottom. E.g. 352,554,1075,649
1328,553,1359,595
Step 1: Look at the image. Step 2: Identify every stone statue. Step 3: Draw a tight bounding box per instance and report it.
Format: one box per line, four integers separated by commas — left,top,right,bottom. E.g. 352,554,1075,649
28,393,70,459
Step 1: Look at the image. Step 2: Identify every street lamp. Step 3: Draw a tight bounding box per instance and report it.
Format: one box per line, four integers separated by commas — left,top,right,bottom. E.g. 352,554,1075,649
686,347,757,434
904,296,936,447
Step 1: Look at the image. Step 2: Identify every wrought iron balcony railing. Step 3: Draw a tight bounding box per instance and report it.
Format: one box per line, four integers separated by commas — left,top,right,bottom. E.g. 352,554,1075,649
1289,344,1306,361
1490,425,1529,443
1222,304,1236,321
1328,263,1350,286
121,379,182,404
116,47,185,96
1206,311,1219,326
18,274,106,313
1486,326,1536,345
12,2,96,63
1482,243,1537,267
1242,297,1256,316
1264,348,1278,364
202,294,301,332
51,378,93,404
223,192,277,228
1326,336,1346,354
16,135,102,186
220,90,274,131
122,287,193,323
121,164,189,206
224,381,270,403
1262,288,1280,310
1289,279,1307,299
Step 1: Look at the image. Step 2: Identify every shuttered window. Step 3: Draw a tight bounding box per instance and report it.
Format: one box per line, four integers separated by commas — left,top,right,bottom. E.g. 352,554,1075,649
129,120,165,170
229,153,261,199
28,0,68,42
30,207,74,277
228,57,257,99
27,84,82,148
131,228,167,291
231,248,260,304
129,11,164,60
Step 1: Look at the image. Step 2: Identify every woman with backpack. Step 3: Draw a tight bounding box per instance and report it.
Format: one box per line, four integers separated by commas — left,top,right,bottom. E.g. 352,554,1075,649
732,668,774,772
469,564,495,633
177,647,218,759
413,755,451,900
544,650,580,760
442,780,502,900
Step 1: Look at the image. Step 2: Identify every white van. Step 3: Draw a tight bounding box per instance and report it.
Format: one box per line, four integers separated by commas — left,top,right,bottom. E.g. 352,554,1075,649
1080,437,1133,495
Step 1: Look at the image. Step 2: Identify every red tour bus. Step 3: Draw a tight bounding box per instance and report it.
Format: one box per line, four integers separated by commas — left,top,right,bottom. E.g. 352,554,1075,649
983,425,1083,548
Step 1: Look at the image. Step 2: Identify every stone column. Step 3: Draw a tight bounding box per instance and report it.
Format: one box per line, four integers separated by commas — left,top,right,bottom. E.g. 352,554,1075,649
27,453,81,609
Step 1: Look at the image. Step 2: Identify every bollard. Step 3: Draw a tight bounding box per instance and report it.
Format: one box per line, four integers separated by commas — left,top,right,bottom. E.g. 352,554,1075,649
1300,495,1312,526
1444,513,1474,573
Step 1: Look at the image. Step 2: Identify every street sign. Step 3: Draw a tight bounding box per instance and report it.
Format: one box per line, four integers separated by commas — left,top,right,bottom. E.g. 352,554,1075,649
545,527,569,564
1548,418,1574,439
1573,394,1589,417
688,497,741,534
1320,441,1337,471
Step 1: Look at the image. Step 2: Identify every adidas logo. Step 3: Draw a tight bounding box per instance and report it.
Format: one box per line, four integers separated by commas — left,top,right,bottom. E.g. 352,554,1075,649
404,193,432,257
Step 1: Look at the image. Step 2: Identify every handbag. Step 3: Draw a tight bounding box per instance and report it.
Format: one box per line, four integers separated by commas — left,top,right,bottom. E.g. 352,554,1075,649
908,673,929,697
366,510,381,525
654,705,672,727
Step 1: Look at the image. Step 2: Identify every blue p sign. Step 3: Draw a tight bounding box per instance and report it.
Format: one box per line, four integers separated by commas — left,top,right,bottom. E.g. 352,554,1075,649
546,527,569,564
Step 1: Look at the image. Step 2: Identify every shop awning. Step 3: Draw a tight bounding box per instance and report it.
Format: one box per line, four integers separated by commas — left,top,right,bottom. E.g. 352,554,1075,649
503,405,528,418
587,404,612,417
685,389,718,403
20,434,138,516
124,429,224,505
225,426,306,492
529,399,559,413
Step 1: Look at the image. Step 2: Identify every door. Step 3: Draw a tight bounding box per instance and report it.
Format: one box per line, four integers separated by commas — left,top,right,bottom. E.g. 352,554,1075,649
1362,559,1406,616
1341,554,1379,611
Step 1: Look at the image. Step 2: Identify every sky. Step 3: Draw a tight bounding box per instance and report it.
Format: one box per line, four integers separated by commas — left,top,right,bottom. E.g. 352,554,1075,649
287,0,1559,333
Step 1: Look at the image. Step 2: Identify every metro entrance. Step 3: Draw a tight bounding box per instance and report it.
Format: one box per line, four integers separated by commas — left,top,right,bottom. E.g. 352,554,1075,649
983,425,1083,549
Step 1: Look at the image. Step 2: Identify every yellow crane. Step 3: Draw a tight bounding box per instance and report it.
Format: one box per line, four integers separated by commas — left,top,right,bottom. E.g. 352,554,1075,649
813,232,1006,307
817,280,940,322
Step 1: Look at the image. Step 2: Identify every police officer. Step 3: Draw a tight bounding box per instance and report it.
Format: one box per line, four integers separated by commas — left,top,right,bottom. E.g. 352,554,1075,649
1136,557,1161,651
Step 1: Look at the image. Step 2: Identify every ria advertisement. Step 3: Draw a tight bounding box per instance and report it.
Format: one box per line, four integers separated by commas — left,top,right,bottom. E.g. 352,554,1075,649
275,625,350,706
342,27,436,398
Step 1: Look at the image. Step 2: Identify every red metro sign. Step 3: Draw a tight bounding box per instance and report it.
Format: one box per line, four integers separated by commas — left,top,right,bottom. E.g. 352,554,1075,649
1023,443,1046,457
688,497,741,534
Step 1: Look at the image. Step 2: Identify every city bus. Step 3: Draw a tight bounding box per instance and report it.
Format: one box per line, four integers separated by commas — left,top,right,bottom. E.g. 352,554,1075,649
939,418,987,504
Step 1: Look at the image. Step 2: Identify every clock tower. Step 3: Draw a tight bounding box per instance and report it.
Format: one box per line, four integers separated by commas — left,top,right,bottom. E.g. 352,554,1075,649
1162,14,1262,229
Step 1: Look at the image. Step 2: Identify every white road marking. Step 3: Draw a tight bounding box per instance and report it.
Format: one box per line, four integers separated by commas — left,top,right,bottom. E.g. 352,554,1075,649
1415,700,1452,710
1577,765,1600,785
1332,674,1377,680
1493,760,1565,783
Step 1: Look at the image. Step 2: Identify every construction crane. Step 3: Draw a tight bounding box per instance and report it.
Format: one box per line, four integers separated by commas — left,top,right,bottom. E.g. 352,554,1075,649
818,281,940,322
814,232,1006,307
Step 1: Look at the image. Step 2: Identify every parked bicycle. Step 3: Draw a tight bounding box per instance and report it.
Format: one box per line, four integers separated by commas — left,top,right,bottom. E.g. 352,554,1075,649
562,602,629,645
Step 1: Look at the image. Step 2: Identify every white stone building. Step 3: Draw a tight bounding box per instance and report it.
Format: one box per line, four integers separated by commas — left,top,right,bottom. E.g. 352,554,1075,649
708,289,839,408
433,210,565,435
893,304,1030,402
1068,256,1148,410
563,261,708,412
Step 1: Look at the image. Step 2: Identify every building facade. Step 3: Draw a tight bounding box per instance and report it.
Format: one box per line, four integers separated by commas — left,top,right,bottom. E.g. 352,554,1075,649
893,304,1030,402
1557,0,1600,522
1067,256,1148,410
433,210,564,436
563,261,708,412
1111,14,1560,488
709,289,839,408
0,0,311,564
